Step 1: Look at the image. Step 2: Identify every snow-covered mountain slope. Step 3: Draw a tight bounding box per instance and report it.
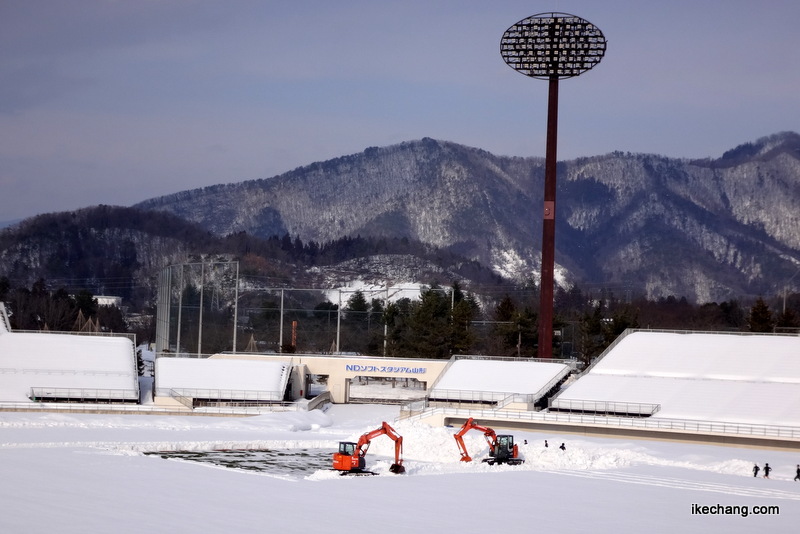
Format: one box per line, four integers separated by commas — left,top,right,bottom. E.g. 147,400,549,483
135,133,800,301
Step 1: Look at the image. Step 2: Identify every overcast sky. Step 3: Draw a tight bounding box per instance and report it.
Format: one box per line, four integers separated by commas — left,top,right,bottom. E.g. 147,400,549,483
2,0,799,222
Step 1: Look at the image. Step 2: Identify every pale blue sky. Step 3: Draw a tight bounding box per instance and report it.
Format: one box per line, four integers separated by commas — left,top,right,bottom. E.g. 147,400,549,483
2,0,799,221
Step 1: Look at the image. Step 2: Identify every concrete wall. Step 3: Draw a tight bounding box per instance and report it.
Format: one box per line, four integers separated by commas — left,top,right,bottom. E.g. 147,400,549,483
211,353,450,403
153,395,191,410
289,364,308,399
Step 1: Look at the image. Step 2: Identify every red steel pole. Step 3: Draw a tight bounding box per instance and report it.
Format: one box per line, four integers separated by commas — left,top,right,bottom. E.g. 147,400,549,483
538,75,559,358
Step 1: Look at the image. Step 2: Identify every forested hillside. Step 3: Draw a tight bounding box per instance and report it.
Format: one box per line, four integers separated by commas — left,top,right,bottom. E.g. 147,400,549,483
136,133,800,302
2,134,800,360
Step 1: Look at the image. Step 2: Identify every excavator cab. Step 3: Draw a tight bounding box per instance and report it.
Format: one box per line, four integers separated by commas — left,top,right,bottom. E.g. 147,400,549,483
339,442,357,456
333,441,365,472
490,435,520,464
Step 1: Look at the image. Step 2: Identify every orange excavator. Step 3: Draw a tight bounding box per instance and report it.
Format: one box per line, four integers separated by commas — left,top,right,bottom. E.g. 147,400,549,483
454,417,524,465
332,421,406,475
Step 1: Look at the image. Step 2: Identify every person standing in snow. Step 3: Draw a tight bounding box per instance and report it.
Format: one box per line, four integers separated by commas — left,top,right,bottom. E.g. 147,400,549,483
753,464,760,477
763,463,771,479
794,465,799,481
544,440,548,448
559,443,566,451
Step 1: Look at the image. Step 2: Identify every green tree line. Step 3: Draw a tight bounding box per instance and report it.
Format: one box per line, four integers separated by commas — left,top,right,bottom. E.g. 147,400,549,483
2,276,798,364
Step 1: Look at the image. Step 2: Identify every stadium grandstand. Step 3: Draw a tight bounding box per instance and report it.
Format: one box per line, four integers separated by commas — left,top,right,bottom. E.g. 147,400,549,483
549,330,800,427
0,303,139,403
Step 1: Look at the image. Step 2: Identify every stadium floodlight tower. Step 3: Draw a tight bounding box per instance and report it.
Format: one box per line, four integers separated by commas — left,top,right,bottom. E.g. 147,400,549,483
501,13,606,358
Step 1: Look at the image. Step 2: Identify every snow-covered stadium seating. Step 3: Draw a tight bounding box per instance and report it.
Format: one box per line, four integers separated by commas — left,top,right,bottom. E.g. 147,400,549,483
551,330,800,426
0,322,139,403
428,358,571,407
154,357,291,405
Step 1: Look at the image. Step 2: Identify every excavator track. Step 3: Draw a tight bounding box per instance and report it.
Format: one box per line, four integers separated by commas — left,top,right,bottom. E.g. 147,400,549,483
336,462,405,475
482,458,525,466
337,469,378,476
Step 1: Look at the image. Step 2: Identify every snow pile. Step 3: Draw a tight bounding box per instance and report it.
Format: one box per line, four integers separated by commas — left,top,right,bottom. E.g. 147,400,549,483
315,416,756,480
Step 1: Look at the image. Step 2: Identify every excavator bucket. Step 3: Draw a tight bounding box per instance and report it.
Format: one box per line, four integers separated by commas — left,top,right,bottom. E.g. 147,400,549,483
389,463,405,474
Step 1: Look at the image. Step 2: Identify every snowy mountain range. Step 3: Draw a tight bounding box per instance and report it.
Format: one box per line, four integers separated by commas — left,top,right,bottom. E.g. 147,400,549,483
133,132,800,302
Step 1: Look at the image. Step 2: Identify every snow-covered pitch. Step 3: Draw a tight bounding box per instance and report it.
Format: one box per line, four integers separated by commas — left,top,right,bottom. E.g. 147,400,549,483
1,404,798,533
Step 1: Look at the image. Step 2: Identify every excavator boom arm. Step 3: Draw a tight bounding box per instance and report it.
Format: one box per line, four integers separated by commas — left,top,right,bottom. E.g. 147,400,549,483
453,418,498,462
356,421,403,463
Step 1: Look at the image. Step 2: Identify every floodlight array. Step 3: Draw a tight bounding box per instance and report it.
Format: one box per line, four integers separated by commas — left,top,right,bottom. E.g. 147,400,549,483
501,12,607,80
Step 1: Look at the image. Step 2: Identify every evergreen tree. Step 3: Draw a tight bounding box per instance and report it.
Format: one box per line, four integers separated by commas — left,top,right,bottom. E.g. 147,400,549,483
39,288,77,331
576,305,604,366
495,294,515,322
748,297,774,332
492,294,536,357
406,286,451,359
492,294,518,354
720,299,746,329
346,290,369,315
775,307,799,330
73,290,98,319
514,307,538,358
342,290,370,354
97,304,127,332
603,305,639,345
449,286,479,356
384,298,412,357
370,298,385,316
0,276,9,302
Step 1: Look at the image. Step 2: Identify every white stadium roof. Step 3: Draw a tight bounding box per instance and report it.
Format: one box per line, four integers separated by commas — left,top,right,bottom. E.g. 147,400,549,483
0,306,138,402
429,358,571,404
552,330,800,426
154,357,291,402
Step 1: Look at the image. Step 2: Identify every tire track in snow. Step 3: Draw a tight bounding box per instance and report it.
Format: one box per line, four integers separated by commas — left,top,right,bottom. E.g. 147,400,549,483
543,469,800,501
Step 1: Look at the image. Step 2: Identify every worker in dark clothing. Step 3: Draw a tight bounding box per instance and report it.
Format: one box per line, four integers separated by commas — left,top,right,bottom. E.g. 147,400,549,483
753,464,760,477
544,440,548,448
559,443,566,451
794,465,799,481
763,463,771,479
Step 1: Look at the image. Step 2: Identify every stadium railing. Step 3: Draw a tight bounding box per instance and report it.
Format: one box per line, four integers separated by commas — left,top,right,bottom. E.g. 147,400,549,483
400,405,800,440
